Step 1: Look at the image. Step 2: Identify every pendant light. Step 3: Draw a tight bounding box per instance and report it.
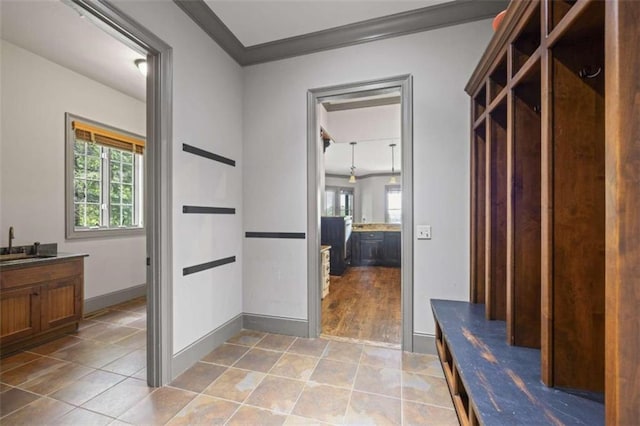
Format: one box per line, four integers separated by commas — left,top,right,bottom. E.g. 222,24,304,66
349,142,357,183
389,143,397,184
134,59,148,76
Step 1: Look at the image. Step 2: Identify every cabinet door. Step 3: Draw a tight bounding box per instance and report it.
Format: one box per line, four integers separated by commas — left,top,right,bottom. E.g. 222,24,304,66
360,240,384,265
351,233,361,265
41,276,82,330
383,232,402,267
0,286,41,344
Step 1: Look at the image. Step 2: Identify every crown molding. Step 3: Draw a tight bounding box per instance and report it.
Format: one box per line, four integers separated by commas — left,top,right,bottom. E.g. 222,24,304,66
174,0,508,66
323,96,401,112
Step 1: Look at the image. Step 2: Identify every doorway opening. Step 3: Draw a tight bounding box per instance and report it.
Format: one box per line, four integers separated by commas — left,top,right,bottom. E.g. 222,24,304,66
63,0,173,386
307,75,414,351
0,0,172,386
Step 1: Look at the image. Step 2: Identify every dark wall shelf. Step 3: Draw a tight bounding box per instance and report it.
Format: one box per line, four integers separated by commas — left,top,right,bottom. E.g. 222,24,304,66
183,256,236,276
182,143,235,166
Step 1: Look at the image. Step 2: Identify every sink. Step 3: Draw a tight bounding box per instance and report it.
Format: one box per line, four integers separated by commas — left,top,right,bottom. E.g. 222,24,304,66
0,243,58,262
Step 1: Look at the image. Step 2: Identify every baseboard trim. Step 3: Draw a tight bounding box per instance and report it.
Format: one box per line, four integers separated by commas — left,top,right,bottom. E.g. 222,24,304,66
172,314,243,378
84,284,147,314
243,313,308,338
413,332,437,355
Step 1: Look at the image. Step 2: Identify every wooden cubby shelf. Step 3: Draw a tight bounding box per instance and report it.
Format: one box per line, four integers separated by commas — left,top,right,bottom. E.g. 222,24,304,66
441,0,640,423
432,300,603,425
473,86,487,122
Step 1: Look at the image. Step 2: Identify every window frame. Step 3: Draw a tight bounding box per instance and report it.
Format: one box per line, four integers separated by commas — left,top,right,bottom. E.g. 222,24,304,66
324,185,354,217
65,113,145,239
385,184,402,224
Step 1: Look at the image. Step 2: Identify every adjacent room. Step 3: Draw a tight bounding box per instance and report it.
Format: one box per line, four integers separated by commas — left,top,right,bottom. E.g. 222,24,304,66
318,92,403,345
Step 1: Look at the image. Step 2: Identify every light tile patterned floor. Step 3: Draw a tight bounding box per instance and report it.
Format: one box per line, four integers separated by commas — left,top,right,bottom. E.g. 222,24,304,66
0,299,457,425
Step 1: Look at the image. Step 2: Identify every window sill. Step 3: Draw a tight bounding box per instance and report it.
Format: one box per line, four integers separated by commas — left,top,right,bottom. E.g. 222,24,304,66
66,226,145,240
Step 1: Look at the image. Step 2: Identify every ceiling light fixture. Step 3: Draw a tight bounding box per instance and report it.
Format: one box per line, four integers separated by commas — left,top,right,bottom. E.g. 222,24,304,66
349,142,357,183
134,59,147,76
389,143,397,184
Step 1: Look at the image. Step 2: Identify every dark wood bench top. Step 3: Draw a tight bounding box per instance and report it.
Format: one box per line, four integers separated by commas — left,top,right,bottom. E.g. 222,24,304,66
431,299,604,425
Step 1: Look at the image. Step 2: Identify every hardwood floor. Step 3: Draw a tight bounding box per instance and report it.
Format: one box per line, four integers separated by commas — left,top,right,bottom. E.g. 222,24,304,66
322,266,401,345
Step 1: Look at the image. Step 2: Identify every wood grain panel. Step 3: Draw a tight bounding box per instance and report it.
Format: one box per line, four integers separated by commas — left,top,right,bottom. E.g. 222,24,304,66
605,0,640,422
551,23,605,391
1,259,82,289
472,128,487,304
487,107,508,321
42,277,82,330
512,72,542,349
0,286,40,344
47,285,75,321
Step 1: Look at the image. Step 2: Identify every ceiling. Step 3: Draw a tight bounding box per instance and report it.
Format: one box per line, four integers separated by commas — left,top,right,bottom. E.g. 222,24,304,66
325,138,402,176
0,0,146,102
324,98,401,176
205,0,449,47
0,0,504,103
177,0,507,65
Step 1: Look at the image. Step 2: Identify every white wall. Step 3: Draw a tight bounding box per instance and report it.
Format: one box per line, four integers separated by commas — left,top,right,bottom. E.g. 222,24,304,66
323,105,401,176
356,176,393,224
327,104,400,143
243,20,493,336
112,1,244,354
325,175,391,223
318,104,328,214
0,40,145,301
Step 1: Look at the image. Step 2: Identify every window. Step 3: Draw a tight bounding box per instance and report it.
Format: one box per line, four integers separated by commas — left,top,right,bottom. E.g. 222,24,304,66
325,188,336,216
324,186,354,217
66,113,144,239
385,185,401,223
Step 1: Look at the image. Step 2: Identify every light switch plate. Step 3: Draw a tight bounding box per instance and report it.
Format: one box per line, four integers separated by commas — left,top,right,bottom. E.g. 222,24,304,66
417,225,432,240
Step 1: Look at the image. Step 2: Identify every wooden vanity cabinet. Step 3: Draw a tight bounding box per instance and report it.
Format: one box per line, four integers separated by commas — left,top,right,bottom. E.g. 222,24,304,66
0,256,84,356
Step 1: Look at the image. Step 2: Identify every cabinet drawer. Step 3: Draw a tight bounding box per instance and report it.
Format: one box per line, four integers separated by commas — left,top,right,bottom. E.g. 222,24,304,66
359,232,383,240
1,259,83,290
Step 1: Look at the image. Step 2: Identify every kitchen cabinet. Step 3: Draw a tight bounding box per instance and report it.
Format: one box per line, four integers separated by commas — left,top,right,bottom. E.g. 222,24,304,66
0,255,85,356
321,216,352,275
321,246,330,298
383,232,401,267
351,231,400,267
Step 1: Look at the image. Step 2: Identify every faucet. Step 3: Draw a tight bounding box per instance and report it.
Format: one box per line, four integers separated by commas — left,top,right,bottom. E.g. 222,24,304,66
8,226,14,254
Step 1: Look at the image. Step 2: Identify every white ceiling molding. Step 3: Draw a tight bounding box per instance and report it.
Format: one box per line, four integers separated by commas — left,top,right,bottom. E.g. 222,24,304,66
205,1,448,47
174,0,508,66
323,96,401,112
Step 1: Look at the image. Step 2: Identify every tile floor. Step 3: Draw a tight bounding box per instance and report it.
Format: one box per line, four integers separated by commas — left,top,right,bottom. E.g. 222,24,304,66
0,298,457,425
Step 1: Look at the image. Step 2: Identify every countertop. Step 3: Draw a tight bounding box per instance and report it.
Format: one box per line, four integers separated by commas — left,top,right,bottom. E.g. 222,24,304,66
352,224,401,232
0,252,89,270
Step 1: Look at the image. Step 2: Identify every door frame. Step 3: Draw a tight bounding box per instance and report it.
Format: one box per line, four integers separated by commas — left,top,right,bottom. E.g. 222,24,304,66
71,0,173,385
306,75,414,350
